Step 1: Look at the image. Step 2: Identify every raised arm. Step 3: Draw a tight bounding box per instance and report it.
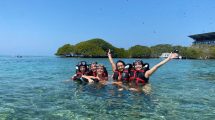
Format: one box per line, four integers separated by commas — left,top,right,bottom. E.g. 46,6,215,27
145,53,178,78
107,49,116,72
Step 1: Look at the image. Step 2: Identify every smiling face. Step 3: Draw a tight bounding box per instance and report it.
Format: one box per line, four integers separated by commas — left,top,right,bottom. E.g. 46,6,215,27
90,63,97,72
96,65,104,75
134,61,143,70
116,62,125,72
79,66,86,73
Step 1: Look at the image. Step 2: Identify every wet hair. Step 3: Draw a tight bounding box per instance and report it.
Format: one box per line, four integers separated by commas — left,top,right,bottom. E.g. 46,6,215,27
96,64,108,77
115,60,125,71
133,60,150,71
116,60,125,66
76,61,88,72
96,64,104,68
78,61,87,66
89,61,97,69
133,59,144,66
91,61,98,65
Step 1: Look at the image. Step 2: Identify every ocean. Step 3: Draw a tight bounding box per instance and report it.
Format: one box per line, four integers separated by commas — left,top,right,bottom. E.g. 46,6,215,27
0,56,215,120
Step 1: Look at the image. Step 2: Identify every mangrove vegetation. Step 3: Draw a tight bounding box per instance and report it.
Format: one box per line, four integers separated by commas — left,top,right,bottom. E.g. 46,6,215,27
55,38,215,59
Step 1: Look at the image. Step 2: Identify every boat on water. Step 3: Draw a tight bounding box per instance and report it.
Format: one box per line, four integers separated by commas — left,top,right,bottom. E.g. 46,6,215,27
160,53,182,59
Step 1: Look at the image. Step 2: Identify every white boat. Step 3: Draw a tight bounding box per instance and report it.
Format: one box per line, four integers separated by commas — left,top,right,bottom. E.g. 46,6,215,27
160,53,182,59
159,53,171,58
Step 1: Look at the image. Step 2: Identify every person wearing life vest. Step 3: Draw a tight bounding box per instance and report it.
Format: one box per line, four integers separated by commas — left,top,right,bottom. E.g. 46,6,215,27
82,64,108,84
128,52,179,93
71,61,89,83
129,60,150,86
87,62,98,77
107,49,127,81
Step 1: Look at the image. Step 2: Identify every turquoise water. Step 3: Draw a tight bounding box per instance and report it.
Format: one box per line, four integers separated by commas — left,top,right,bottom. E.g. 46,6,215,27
0,56,215,120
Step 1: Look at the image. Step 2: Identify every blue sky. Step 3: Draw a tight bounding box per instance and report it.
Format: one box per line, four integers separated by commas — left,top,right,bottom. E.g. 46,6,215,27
0,0,215,56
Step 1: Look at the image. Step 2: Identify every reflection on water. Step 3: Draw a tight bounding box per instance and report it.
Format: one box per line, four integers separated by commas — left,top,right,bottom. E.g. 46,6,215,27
0,57,215,119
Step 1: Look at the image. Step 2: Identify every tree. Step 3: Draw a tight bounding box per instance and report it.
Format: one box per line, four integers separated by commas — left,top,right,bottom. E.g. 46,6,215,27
74,38,115,57
75,43,106,56
113,48,128,58
150,44,173,57
128,45,151,58
56,38,215,59
183,47,203,59
55,44,74,56
209,46,215,59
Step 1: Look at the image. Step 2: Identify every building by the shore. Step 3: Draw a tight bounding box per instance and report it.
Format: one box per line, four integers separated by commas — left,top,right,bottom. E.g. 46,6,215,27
189,32,215,45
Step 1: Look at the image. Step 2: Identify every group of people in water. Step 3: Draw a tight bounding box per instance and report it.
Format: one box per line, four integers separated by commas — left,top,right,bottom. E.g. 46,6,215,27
71,49,178,92
71,61,108,83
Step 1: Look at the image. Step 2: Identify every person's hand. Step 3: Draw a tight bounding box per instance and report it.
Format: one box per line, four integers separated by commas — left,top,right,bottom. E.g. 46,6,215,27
107,49,111,56
95,76,101,81
168,52,178,59
112,81,122,85
71,74,77,80
88,79,94,83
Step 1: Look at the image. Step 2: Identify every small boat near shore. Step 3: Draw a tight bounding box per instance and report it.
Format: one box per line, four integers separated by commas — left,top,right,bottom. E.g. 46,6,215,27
160,53,182,59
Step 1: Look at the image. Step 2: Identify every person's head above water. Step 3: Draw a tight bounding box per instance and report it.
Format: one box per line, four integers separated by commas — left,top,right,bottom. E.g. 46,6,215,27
133,59,144,71
116,60,125,72
90,61,97,72
96,64,105,75
79,66,87,73
77,61,87,73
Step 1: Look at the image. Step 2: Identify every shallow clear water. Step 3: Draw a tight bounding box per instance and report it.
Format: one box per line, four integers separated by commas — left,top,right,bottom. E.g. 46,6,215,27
0,56,215,120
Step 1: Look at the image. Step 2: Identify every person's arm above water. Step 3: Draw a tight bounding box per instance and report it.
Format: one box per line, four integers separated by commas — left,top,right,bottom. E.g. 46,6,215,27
94,76,108,81
145,53,178,78
71,74,77,80
107,49,116,72
81,75,95,83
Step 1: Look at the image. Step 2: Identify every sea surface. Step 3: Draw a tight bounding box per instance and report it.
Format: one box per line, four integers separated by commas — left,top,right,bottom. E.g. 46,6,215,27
0,56,215,120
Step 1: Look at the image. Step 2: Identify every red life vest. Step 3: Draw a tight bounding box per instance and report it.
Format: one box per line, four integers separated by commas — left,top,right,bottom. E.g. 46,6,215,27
112,70,122,81
87,70,97,77
73,71,87,80
112,70,129,82
129,69,149,85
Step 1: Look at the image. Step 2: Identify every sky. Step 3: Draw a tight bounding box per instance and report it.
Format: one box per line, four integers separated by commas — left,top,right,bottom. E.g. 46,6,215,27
0,0,215,56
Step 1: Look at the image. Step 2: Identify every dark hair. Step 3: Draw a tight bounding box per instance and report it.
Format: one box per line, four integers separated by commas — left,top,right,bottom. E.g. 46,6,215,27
91,61,97,64
116,60,126,66
115,60,125,71
77,61,88,72
133,59,144,66
78,61,87,66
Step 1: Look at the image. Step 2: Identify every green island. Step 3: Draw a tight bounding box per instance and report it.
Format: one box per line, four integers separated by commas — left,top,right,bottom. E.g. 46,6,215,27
55,38,215,59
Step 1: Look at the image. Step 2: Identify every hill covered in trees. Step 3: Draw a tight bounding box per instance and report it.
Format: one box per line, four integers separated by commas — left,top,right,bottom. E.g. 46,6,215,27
55,38,215,59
